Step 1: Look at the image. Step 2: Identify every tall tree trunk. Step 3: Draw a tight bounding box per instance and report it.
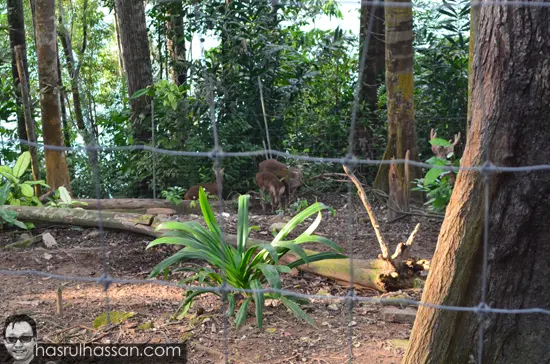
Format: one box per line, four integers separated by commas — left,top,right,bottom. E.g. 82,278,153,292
466,2,479,140
115,0,154,197
114,0,153,143
57,0,99,169
113,5,124,76
166,5,187,86
57,52,71,148
359,3,385,109
7,0,30,151
356,1,385,174
14,46,41,196
373,0,421,199
403,3,550,363
35,0,70,191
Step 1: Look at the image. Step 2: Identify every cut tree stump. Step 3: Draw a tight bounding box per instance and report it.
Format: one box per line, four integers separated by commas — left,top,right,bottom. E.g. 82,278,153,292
2,205,426,292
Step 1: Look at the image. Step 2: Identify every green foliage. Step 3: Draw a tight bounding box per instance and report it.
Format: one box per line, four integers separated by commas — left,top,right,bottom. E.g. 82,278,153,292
412,138,460,212
0,183,28,230
0,152,49,206
276,198,310,215
161,186,186,206
0,0,472,201
47,186,88,208
147,187,345,329
412,0,469,158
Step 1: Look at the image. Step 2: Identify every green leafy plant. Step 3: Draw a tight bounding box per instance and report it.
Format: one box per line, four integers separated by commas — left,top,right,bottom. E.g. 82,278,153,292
0,151,49,206
161,186,186,206
412,138,460,212
284,198,310,214
0,183,28,230
47,187,88,208
147,187,346,329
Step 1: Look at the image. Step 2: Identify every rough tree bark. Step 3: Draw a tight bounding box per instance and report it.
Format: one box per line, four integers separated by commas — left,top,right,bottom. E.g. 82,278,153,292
355,0,385,169
466,2,479,139
403,3,550,363
56,52,71,148
35,0,70,191
57,0,99,168
113,5,124,76
166,4,187,86
7,0,30,150
115,0,154,197
114,0,153,143
373,0,421,199
14,46,41,196
359,2,385,111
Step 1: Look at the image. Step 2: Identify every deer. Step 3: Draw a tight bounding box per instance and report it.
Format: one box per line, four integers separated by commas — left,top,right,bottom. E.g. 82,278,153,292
258,159,303,204
429,129,461,186
184,168,224,200
256,171,286,213
430,129,461,159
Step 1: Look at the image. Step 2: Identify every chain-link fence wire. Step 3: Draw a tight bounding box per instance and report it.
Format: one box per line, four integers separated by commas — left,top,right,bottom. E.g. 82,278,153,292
2,0,550,362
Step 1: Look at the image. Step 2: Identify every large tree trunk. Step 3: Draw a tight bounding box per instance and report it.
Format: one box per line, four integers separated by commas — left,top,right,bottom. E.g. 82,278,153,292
14,46,41,196
403,3,550,363
7,0,30,151
373,0,421,199
35,0,70,191
115,0,154,197
57,0,99,169
359,2,385,110
166,5,187,86
466,3,479,139
57,52,71,148
355,1,385,170
114,0,153,143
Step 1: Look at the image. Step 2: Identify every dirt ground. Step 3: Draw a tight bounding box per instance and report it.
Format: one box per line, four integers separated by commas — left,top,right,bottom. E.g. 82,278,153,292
0,193,442,363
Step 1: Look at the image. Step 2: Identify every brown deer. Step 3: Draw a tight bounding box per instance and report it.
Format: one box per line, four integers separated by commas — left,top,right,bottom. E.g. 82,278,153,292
429,130,461,187
184,168,224,200
430,129,461,158
256,171,286,213
258,159,303,203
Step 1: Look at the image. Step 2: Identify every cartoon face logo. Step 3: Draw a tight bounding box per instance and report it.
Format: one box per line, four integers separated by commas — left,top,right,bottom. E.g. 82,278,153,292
3,314,37,363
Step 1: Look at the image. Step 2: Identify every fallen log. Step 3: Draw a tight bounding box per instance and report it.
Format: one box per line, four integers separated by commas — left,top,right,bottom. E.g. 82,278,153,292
76,198,261,214
3,205,424,292
77,198,211,213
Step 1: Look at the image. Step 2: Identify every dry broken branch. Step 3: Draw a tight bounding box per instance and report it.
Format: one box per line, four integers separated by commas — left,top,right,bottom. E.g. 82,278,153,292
343,165,422,271
391,223,420,261
343,164,390,259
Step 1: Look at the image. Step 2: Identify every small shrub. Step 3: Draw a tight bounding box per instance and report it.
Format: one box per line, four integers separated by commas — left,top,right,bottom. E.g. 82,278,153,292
0,183,28,230
147,187,345,329
161,186,186,206
47,187,88,209
0,151,49,206
412,138,460,212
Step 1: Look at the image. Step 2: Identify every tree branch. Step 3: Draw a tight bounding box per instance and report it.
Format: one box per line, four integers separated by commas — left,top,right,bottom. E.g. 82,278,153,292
343,164,390,259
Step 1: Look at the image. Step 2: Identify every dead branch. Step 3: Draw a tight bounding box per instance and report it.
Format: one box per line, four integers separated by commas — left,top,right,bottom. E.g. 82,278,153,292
391,223,420,261
343,165,390,259
405,222,421,247
343,165,422,270
39,189,55,202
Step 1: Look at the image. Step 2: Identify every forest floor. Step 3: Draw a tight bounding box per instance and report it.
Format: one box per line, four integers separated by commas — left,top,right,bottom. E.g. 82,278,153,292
0,193,442,363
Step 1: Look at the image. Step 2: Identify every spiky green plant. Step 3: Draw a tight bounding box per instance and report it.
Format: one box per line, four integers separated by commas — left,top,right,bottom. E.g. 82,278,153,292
147,187,346,329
